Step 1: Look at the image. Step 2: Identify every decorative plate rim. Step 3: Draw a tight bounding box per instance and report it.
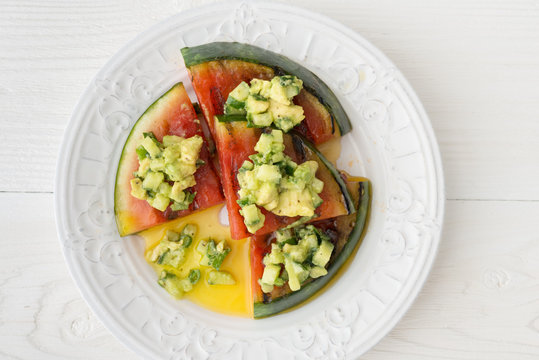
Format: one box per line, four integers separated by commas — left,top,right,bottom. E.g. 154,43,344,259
54,1,445,359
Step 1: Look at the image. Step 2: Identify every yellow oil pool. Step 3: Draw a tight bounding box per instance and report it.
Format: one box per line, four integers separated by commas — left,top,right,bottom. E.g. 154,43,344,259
139,204,252,317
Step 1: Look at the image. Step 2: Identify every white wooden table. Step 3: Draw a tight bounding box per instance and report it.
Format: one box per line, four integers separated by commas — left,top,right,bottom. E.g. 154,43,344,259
2,1,539,359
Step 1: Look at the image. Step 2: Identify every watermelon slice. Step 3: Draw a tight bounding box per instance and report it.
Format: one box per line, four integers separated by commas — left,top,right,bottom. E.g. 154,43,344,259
214,121,355,239
114,83,224,236
251,180,370,318
181,42,352,145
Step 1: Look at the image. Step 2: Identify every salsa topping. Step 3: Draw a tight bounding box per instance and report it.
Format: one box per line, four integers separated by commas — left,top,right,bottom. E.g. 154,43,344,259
130,132,204,212
237,129,324,234
259,224,335,293
223,75,305,132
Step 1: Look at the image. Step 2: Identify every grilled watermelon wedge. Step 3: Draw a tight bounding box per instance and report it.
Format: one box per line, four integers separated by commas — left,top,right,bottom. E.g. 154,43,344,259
251,179,370,318
214,121,355,239
181,42,352,145
114,83,224,236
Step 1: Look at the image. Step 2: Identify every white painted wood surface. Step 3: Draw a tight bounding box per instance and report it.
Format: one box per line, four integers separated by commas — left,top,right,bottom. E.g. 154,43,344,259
1,0,538,359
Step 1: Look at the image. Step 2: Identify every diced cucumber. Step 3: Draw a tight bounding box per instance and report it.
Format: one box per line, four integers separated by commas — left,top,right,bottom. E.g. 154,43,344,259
284,257,301,291
297,264,310,283
137,158,151,178
273,117,295,133
181,223,197,238
259,281,274,294
178,278,193,292
309,266,327,278
261,264,281,285
164,229,180,242
240,204,265,233
150,158,166,172
225,102,246,115
300,233,319,252
142,171,164,192
207,270,236,285
158,182,172,198
158,272,184,299
163,143,181,165
312,239,334,268
283,243,308,263
228,81,250,101
311,178,324,194
294,161,318,182
285,85,301,99
157,269,200,300
226,97,246,110
249,112,273,127
239,160,254,172
255,164,281,183
254,132,274,154
263,243,284,265
149,193,169,212
156,244,186,268
311,192,323,209
141,136,161,158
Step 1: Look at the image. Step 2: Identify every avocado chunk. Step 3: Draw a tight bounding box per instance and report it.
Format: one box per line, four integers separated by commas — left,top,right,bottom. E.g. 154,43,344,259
130,131,203,212
246,94,270,114
130,178,147,200
312,239,334,268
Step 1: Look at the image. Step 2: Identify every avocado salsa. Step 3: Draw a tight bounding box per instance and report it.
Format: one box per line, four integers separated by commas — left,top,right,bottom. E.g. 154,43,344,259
226,76,325,234
148,223,236,299
116,42,371,318
223,75,305,132
130,132,204,212
236,129,324,234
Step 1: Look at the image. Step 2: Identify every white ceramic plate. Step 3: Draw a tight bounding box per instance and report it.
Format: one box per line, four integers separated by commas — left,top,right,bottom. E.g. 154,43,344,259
55,2,444,359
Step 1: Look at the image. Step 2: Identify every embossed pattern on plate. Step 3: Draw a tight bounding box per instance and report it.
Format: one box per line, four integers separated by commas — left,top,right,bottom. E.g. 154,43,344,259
55,2,444,359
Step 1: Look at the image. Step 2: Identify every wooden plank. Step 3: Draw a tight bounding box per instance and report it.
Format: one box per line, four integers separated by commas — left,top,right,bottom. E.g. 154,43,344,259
366,199,539,359
2,196,539,358
0,0,538,200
